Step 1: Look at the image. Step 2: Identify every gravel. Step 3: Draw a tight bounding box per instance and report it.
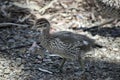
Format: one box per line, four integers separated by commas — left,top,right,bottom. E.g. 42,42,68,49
0,0,120,80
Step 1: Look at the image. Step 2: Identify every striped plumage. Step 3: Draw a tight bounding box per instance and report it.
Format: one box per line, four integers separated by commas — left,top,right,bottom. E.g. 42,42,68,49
35,18,102,70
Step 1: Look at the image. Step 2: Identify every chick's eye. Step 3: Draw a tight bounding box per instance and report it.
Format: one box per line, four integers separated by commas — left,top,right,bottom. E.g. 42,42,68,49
44,23,48,27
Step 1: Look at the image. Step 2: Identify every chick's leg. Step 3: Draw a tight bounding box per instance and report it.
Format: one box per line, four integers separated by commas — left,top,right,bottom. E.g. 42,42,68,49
59,58,66,70
78,55,85,71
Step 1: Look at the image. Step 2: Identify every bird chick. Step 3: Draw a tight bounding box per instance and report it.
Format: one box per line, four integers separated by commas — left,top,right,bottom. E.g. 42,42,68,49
34,18,102,71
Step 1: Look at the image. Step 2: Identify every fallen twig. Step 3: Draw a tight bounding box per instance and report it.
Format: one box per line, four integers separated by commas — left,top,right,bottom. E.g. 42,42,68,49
23,67,53,74
0,23,29,28
38,68,53,74
90,18,116,27
72,18,116,30
38,0,58,14
0,42,43,52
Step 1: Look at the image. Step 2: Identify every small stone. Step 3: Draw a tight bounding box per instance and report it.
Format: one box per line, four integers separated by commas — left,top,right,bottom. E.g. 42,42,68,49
113,48,119,51
16,58,22,65
0,69,4,75
37,55,42,59
101,48,107,51
8,39,15,43
2,63,9,67
15,69,22,73
4,69,11,74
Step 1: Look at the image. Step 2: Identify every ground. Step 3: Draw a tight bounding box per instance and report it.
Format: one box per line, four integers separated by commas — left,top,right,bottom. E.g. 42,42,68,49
0,0,120,80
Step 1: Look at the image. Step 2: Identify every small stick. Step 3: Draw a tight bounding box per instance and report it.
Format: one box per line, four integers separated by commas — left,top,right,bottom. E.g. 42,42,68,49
90,18,115,27
0,42,43,52
23,67,53,74
38,68,53,74
71,18,117,30
38,0,58,14
0,23,29,28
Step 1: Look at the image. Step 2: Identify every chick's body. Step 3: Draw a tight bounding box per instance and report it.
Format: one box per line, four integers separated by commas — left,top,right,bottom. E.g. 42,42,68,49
35,18,102,70
40,31,95,60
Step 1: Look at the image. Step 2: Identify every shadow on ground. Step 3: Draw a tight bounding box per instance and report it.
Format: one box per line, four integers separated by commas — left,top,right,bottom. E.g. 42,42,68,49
76,26,120,38
0,48,120,80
